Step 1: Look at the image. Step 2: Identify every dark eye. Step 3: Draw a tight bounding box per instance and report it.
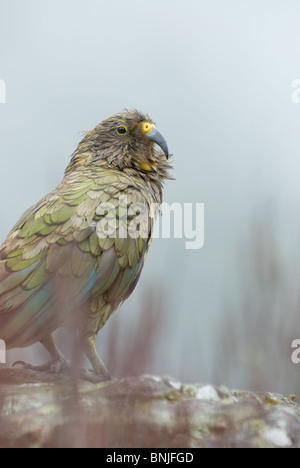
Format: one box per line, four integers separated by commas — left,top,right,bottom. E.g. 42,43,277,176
117,126,127,134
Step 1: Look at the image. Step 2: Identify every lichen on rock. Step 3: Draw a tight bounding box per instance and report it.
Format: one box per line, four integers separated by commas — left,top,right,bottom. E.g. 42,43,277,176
0,369,300,448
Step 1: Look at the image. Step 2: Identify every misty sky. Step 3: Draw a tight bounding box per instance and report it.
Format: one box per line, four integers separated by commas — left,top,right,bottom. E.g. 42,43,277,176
1,0,300,390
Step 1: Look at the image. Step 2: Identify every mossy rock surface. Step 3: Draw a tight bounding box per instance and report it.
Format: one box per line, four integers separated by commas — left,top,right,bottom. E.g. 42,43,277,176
0,368,299,448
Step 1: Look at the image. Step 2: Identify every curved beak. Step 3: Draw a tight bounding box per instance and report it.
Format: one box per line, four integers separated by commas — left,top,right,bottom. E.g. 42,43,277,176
144,127,169,159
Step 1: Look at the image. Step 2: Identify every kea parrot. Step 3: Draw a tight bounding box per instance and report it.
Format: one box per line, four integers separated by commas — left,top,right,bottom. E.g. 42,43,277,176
0,109,172,380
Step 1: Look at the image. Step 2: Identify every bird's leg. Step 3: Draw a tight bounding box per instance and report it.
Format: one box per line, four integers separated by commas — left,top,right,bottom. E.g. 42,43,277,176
40,333,69,372
14,333,114,383
13,333,69,373
81,335,112,381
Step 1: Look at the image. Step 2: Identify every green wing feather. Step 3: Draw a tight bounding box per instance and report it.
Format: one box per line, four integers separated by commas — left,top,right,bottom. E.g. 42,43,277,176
0,167,155,347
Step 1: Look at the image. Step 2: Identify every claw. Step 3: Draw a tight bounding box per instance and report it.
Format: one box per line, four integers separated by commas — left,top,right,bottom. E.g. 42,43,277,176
78,367,116,383
11,360,115,383
12,359,69,373
12,360,26,368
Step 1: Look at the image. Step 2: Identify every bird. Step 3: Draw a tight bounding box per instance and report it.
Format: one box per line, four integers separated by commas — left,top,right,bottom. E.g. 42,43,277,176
0,109,172,380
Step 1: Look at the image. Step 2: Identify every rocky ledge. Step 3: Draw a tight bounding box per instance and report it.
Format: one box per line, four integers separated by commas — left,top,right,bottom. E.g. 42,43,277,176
0,368,299,448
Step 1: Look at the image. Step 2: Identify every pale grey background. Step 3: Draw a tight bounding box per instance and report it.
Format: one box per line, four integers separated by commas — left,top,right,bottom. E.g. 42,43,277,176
1,0,300,393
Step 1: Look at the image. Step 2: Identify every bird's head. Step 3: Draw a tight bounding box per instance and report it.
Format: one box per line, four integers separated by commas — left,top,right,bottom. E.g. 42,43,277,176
66,109,172,182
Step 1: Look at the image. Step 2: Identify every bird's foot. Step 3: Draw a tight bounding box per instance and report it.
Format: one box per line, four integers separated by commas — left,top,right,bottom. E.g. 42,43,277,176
76,367,116,383
13,361,115,383
13,359,70,373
